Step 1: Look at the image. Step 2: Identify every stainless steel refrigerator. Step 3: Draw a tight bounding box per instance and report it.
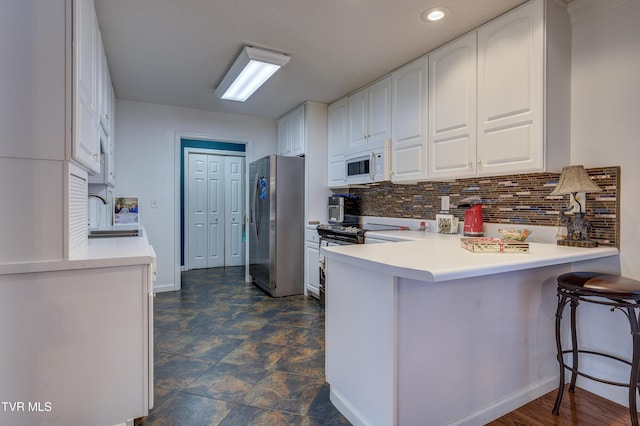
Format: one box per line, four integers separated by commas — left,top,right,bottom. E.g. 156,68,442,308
249,154,304,297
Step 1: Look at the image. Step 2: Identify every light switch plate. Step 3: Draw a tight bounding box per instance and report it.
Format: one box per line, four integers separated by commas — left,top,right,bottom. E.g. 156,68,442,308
441,195,450,212
151,198,159,209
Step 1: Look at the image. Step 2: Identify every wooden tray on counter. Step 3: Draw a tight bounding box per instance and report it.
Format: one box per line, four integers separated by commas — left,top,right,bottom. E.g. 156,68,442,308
461,237,529,253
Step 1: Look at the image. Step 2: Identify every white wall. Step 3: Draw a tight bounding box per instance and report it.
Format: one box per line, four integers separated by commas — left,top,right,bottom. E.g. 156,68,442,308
569,0,640,407
571,0,640,279
114,100,277,291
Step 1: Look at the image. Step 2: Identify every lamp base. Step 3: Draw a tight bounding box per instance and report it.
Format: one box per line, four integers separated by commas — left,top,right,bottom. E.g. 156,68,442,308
557,239,598,248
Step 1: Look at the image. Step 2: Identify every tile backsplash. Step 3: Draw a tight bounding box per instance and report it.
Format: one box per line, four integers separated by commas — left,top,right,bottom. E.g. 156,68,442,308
349,167,620,247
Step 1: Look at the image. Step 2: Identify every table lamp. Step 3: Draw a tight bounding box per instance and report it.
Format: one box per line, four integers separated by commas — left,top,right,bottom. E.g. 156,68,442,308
550,165,602,247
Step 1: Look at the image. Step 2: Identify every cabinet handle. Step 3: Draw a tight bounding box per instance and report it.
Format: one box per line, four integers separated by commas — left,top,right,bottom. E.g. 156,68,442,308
477,160,482,165
467,161,473,166
369,152,375,181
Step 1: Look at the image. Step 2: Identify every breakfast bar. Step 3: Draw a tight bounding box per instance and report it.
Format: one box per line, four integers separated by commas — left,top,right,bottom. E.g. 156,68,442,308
322,236,619,425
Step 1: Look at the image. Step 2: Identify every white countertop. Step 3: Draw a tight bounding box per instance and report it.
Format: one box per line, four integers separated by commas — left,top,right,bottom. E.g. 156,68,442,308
322,232,619,282
0,227,155,275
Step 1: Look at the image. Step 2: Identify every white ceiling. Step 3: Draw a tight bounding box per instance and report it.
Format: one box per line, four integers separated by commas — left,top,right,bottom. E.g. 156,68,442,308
95,0,545,120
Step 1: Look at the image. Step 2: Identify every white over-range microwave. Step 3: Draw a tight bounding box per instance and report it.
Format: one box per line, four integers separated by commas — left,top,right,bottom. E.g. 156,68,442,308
344,140,391,185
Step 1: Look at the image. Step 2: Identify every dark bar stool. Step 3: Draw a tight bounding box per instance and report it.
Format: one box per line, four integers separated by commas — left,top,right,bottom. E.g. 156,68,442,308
553,271,640,425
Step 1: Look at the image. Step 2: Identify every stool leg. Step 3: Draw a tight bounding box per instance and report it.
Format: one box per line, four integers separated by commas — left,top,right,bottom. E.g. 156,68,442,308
569,299,580,392
553,292,568,415
627,306,640,426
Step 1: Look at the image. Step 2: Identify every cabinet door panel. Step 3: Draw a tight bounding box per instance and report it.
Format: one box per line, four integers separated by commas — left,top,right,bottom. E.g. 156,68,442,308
477,0,543,175
277,118,290,155
305,242,320,296
328,98,348,187
394,145,423,176
348,89,368,151
428,33,476,179
290,107,305,156
482,124,533,165
367,76,392,148
481,18,533,121
392,58,427,182
73,0,100,173
430,136,474,176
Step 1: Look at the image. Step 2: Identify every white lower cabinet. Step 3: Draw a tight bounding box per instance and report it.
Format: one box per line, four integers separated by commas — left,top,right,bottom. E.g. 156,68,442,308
0,260,155,426
305,227,320,298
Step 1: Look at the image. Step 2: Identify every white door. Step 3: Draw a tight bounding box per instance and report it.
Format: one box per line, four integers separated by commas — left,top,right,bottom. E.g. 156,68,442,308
224,156,245,266
187,152,245,270
206,156,224,268
188,153,208,269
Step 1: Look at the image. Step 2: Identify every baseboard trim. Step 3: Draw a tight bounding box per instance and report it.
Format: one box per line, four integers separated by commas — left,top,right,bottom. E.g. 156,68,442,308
153,282,176,293
329,375,559,426
448,375,559,425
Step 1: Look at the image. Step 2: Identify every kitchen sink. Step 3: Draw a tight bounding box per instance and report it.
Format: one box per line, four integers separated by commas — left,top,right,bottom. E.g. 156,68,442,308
88,228,141,238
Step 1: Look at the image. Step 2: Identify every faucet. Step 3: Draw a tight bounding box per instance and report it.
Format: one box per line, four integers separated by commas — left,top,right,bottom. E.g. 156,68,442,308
88,193,108,204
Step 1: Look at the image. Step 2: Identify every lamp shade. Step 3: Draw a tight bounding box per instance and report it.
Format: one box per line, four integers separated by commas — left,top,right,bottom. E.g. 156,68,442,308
550,165,602,195
215,46,290,102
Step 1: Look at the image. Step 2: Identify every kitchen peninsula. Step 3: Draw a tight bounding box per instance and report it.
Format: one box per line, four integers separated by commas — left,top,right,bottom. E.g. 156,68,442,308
322,235,618,425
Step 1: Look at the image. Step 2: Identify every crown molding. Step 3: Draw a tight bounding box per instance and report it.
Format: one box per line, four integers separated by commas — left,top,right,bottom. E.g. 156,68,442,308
567,0,630,25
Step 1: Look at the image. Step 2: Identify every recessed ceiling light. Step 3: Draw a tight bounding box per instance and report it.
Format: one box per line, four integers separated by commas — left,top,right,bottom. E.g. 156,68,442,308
422,7,449,22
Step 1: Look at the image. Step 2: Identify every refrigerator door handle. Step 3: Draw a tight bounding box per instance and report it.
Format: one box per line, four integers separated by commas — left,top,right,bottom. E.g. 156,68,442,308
252,173,260,238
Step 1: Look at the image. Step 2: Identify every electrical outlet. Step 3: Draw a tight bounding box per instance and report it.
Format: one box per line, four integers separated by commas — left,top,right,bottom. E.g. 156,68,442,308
571,192,585,213
441,195,450,212
151,198,159,209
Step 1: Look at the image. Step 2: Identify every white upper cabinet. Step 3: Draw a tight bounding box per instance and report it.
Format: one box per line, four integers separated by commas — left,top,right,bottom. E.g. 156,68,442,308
392,56,428,183
88,9,116,186
277,105,305,157
73,0,100,174
327,98,348,188
278,102,329,222
326,0,569,184
427,0,569,180
347,76,392,154
477,0,544,175
428,32,477,180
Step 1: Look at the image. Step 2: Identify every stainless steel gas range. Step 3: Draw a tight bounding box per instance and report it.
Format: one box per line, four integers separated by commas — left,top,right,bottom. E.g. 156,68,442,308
316,224,366,308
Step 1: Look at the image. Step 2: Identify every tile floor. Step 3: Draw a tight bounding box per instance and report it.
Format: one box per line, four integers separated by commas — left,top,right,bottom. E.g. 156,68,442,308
136,267,350,425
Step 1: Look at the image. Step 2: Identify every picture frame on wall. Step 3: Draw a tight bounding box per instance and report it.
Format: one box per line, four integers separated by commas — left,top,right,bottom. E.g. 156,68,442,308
114,196,140,225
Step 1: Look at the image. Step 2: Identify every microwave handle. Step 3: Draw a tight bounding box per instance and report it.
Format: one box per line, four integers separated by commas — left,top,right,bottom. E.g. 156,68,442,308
369,151,375,181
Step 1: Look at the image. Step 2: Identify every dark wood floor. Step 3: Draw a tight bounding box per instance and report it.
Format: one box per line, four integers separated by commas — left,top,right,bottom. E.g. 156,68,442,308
489,385,633,425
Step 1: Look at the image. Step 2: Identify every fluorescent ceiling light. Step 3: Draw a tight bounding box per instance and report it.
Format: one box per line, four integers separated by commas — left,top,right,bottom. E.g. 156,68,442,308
215,46,290,102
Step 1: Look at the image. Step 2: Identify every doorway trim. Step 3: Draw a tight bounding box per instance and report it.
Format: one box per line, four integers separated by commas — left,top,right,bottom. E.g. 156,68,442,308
183,148,245,271
174,131,253,291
